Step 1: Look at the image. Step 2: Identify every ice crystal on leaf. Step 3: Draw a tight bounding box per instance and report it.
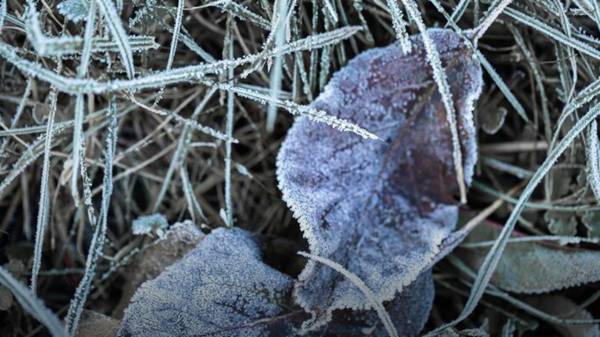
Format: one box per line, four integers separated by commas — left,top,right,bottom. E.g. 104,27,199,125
277,28,483,332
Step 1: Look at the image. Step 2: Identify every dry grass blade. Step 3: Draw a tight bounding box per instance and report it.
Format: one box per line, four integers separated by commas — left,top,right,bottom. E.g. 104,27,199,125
298,252,398,337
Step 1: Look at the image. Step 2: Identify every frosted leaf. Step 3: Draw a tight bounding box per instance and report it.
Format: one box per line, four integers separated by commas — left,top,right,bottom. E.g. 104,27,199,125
460,222,600,294
57,0,90,23
277,29,482,330
117,228,296,337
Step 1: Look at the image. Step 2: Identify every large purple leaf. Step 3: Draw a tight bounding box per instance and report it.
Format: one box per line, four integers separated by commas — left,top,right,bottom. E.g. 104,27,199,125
277,28,482,331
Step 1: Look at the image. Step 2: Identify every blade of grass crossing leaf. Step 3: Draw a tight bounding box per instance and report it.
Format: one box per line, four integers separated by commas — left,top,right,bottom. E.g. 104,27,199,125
427,0,529,123
66,97,117,336
425,101,600,336
0,267,68,337
401,0,467,203
31,89,58,294
205,80,378,139
96,0,135,78
386,0,411,52
299,252,398,337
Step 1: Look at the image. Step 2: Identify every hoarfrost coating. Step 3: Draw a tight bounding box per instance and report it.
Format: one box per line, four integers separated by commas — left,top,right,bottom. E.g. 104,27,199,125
277,28,483,331
118,228,295,337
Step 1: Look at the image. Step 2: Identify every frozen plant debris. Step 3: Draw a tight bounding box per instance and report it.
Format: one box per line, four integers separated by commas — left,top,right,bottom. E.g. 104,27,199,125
277,28,483,331
132,214,169,238
118,228,296,337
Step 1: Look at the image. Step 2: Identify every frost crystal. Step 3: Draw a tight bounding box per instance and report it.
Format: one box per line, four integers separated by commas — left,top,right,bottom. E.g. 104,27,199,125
277,28,482,331
117,228,296,337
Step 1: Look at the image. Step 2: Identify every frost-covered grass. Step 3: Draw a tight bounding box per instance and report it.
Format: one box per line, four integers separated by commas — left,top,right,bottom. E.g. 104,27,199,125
1,0,600,336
